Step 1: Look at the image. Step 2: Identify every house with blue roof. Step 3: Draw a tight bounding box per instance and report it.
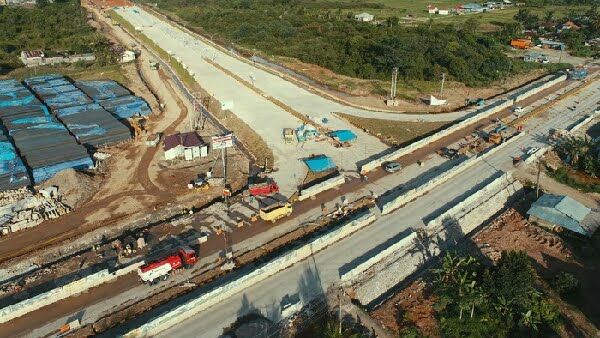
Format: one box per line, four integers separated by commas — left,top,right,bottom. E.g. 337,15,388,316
527,194,600,237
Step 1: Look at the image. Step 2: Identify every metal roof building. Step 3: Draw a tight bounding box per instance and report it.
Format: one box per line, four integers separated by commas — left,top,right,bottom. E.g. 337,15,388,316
527,194,600,237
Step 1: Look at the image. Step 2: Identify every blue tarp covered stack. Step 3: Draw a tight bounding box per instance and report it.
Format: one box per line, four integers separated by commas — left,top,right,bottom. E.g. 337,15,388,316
25,75,93,110
0,132,30,191
55,104,132,148
0,78,93,185
76,80,152,119
27,76,132,148
303,155,337,173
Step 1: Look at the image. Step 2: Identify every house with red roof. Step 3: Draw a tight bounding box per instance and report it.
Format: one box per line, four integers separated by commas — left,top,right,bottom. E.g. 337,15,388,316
163,131,208,161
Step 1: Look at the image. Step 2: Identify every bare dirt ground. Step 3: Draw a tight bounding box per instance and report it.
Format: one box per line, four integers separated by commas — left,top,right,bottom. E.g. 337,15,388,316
277,57,549,113
370,207,600,337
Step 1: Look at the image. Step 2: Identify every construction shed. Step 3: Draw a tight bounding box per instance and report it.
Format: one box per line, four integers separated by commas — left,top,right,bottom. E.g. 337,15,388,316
328,130,357,143
163,132,208,161
527,194,600,237
303,155,336,173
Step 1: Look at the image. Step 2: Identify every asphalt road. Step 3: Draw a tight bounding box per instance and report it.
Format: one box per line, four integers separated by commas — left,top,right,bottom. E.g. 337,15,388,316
157,81,600,337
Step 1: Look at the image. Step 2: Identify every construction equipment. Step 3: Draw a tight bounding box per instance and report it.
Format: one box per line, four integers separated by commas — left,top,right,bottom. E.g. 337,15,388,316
488,132,503,144
248,180,279,196
510,38,532,49
192,177,209,190
129,115,147,138
259,202,293,223
137,246,197,284
283,128,294,144
465,98,485,107
149,60,159,70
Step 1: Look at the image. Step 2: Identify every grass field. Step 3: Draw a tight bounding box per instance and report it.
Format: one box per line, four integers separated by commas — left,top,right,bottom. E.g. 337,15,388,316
337,112,451,146
7,63,129,84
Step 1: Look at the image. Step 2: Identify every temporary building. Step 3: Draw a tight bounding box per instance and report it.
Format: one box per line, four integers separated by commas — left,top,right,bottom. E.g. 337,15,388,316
427,95,447,106
527,194,600,237
303,155,336,173
163,132,208,161
328,130,357,143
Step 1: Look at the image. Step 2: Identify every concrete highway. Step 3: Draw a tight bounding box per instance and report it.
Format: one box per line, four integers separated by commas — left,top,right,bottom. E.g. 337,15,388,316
157,80,600,337
115,6,389,196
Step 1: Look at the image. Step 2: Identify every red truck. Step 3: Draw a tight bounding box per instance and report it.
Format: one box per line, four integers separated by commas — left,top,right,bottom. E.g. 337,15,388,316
137,246,197,284
248,181,279,196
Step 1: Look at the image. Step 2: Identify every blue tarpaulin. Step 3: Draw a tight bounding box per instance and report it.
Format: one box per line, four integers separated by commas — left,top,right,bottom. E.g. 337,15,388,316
328,130,357,142
303,155,336,172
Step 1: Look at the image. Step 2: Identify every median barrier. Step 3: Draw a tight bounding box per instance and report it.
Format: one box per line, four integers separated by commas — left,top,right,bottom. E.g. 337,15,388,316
379,132,524,215
124,211,376,337
352,177,523,307
298,175,346,201
360,73,568,174
0,261,145,324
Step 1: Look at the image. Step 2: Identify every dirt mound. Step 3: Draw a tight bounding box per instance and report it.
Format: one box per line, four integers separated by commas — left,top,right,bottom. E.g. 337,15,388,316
41,169,101,208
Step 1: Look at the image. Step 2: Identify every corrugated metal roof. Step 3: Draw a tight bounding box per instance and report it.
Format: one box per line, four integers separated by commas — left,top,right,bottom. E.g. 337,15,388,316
527,194,592,236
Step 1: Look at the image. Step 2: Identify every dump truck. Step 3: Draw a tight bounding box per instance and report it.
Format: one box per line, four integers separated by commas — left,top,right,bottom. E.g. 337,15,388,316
283,128,294,144
510,38,532,49
137,246,197,284
248,181,279,196
260,202,293,223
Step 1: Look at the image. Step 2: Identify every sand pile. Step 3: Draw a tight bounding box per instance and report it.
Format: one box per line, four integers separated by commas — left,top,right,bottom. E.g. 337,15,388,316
41,169,100,208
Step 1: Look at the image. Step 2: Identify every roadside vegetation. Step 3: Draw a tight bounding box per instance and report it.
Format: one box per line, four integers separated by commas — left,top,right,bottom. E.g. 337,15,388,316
143,0,565,89
0,0,116,74
432,251,560,337
547,136,600,193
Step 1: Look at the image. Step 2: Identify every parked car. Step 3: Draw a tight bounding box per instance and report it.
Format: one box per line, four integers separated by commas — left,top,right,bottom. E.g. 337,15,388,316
513,106,524,113
527,147,540,155
384,162,402,173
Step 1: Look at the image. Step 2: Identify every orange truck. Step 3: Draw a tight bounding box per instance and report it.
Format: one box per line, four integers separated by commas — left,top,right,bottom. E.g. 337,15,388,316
510,38,532,49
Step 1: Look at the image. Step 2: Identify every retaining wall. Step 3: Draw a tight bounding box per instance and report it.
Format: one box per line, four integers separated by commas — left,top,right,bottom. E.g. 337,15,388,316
351,176,523,307
360,73,567,174
0,262,142,324
123,211,377,337
380,132,524,215
298,174,345,201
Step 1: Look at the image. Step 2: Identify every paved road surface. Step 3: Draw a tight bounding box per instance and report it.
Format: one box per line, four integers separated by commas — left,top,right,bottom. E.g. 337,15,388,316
115,6,389,196
157,81,600,337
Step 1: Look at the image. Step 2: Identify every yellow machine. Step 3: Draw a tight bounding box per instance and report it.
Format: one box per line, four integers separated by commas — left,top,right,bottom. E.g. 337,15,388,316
259,203,293,223
193,178,209,190
129,116,147,138
283,128,294,144
488,132,503,144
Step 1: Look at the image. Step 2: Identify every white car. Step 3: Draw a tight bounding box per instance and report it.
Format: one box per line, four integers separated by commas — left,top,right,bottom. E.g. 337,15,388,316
527,147,540,155
513,106,524,113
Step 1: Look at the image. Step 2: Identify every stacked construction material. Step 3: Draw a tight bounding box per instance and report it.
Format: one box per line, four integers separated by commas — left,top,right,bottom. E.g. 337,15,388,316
25,75,93,111
76,80,152,119
54,104,132,147
0,78,93,185
0,132,30,191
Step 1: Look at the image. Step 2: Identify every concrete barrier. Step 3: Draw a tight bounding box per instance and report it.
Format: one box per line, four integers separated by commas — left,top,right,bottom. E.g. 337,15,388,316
379,132,524,215
360,73,567,174
351,176,523,306
123,211,377,337
0,262,144,324
298,175,346,201
569,111,599,133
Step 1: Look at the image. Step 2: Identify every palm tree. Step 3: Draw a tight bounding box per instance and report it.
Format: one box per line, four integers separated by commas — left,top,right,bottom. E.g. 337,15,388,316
544,10,555,23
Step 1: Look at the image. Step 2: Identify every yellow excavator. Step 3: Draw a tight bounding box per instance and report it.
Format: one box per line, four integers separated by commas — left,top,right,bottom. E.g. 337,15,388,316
129,115,147,138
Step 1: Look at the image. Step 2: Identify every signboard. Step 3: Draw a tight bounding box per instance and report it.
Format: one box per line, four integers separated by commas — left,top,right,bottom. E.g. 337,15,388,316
212,134,234,150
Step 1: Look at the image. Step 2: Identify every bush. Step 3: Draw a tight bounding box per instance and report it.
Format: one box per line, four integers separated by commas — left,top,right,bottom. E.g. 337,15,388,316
552,272,579,294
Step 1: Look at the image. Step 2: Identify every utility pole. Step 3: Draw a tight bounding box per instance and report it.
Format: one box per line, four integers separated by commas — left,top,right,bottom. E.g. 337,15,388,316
390,67,398,100
439,73,446,98
536,159,542,198
338,288,343,335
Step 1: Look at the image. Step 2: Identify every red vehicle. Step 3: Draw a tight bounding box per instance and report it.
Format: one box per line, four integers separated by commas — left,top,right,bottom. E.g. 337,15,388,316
137,246,197,284
248,181,279,196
